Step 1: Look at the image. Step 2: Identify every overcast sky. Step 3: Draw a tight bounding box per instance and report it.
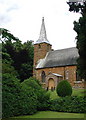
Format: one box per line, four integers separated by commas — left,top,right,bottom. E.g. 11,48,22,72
0,0,81,50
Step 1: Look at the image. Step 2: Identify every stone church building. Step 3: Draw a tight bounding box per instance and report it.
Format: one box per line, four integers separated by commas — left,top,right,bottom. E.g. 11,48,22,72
33,17,84,89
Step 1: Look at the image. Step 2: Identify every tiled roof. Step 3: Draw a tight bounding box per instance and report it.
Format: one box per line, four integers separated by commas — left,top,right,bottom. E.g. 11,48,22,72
36,47,79,69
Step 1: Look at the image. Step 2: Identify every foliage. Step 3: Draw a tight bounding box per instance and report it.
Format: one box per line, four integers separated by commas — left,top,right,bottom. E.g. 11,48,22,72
50,96,86,113
37,89,50,111
67,2,86,81
49,89,85,100
21,77,50,111
56,80,72,97
1,28,34,81
2,73,37,118
0,28,19,42
19,87,37,115
2,73,21,118
2,52,18,77
21,77,41,90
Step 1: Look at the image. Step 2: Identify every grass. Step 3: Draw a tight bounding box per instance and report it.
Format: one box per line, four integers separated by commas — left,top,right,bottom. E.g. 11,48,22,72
48,88,85,100
13,111,85,118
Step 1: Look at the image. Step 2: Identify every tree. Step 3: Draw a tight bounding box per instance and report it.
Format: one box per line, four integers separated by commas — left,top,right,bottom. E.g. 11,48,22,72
0,28,19,42
1,28,34,81
67,1,86,80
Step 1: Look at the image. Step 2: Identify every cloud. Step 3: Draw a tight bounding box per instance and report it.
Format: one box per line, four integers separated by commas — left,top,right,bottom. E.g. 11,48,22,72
0,0,19,26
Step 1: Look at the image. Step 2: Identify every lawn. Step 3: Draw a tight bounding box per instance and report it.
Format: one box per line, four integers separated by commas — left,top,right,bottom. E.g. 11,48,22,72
13,111,85,118
49,88,85,100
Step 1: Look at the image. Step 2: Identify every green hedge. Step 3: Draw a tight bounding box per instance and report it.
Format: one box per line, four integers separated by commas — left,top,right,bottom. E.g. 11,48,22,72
21,77,50,111
50,96,86,113
37,89,50,110
2,74,37,118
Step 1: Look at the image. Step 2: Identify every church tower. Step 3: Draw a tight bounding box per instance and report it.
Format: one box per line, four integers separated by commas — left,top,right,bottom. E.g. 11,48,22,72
34,17,52,68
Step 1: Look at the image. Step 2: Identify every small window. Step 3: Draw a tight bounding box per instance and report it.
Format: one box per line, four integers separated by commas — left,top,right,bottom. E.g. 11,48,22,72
39,44,41,49
65,70,69,80
41,71,46,82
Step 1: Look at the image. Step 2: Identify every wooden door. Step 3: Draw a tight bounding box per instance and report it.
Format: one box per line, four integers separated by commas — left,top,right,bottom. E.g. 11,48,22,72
48,78,55,90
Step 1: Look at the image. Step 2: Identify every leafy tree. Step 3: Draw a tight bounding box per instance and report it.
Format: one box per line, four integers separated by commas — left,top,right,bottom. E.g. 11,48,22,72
13,41,34,81
0,28,19,42
67,1,86,81
1,28,34,81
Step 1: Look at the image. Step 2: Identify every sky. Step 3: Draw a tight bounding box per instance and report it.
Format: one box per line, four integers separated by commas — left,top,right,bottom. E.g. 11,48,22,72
0,0,81,50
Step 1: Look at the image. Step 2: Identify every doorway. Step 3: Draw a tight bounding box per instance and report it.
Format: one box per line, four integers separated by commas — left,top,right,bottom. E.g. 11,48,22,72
48,78,55,90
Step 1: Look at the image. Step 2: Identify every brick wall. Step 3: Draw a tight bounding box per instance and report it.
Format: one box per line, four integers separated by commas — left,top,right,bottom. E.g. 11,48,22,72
34,66,85,88
34,43,52,67
33,43,85,88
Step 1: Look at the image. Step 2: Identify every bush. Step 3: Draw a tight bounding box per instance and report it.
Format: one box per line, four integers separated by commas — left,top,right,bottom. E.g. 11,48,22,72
19,87,37,115
37,89,50,110
56,80,72,97
21,77,50,111
2,74,37,118
2,73,21,118
50,96,86,113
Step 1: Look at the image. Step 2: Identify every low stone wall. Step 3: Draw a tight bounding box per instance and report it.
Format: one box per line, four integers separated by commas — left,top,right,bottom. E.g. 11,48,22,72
73,81,86,88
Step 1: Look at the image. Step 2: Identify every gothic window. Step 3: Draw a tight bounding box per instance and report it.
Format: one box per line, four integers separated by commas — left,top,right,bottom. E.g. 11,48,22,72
39,44,41,49
41,71,46,82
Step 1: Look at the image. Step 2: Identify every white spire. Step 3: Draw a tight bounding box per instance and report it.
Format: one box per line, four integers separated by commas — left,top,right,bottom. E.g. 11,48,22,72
35,17,50,44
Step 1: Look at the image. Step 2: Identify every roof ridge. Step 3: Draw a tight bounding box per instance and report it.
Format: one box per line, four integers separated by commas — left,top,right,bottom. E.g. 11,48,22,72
49,47,77,53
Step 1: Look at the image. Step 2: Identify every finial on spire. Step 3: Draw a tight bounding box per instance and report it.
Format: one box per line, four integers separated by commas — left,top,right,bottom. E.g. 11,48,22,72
35,17,50,45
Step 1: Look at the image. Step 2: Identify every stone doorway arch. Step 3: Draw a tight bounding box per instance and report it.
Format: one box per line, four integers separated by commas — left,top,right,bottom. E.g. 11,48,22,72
48,78,55,90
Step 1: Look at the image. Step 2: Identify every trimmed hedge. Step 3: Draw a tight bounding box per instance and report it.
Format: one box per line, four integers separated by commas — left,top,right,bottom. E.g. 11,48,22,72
56,80,72,97
50,96,86,113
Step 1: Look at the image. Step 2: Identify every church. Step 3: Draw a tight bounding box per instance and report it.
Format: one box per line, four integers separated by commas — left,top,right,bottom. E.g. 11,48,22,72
33,17,84,89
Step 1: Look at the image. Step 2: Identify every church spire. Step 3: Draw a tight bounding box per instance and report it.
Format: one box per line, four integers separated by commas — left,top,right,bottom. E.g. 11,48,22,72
35,17,50,44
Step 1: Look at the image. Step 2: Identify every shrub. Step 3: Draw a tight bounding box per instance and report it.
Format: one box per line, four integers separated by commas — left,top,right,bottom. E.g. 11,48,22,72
37,89,50,110
56,80,72,97
21,77,41,91
21,77,50,111
2,74,37,118
19,87,37,115
50,96,86,113
2,73,21,118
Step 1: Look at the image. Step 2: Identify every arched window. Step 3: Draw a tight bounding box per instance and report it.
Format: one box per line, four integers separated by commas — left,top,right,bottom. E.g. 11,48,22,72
39,44,41,49
41,71,46,82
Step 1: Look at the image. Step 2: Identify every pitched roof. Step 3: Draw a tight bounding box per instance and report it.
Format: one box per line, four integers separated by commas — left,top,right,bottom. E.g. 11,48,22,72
36,47,79,69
